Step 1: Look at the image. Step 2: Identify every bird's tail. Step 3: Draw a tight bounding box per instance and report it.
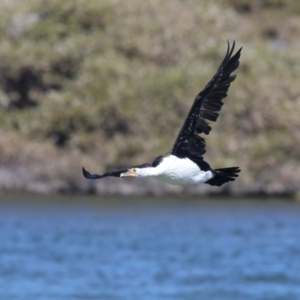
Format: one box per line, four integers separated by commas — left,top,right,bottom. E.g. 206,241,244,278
205,167,240,186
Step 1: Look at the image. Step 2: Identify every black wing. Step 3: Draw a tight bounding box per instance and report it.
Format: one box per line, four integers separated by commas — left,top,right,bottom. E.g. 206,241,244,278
170,41,242,159
82,167,128,179
82,163,152,180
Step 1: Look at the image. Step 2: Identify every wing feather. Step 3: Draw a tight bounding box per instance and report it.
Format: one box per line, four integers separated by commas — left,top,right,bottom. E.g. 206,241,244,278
170,41,242,159
82,167,127,179
82,163,152,180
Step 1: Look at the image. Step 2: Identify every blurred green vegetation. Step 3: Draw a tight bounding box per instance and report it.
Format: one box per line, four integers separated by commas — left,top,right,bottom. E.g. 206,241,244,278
0,0,300,195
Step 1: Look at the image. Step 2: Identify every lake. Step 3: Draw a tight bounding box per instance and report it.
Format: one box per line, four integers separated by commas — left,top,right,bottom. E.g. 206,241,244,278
0,195,300,300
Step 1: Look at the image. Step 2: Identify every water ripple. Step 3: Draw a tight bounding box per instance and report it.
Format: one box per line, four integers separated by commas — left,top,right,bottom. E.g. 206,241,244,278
0,197,300,300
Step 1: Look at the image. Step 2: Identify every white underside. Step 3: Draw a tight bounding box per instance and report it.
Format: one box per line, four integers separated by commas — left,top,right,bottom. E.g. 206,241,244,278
148,155,214,186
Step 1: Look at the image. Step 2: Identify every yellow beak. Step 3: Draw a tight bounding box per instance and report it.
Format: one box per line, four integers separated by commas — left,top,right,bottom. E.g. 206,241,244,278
120,170,137,178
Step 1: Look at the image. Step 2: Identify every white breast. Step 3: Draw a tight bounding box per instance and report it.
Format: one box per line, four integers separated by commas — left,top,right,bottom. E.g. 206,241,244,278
153,155,213,186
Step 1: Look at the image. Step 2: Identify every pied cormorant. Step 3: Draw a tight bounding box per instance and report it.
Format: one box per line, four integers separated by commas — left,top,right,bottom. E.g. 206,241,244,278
82,41,241,186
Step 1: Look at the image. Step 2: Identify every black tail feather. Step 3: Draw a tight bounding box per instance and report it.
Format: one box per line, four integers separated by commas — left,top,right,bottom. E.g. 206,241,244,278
205,167,240,186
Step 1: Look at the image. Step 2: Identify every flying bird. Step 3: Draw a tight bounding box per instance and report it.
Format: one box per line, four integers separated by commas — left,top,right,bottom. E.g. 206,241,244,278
83,41,241,186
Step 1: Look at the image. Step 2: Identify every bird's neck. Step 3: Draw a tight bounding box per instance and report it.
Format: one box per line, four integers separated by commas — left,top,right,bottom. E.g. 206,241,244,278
138,166,162,178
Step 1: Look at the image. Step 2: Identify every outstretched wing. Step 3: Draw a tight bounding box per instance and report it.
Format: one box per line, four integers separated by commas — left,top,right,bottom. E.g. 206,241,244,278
82,163,152,180
82,167,128,179
170,41,242,159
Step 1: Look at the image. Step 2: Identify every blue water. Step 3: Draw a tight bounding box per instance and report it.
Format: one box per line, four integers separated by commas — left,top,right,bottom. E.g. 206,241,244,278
0,195,300,300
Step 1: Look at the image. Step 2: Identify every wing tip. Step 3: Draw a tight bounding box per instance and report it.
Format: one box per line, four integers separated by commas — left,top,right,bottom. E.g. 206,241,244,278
82,167,101,179
225,40,242,61
82,166,89,178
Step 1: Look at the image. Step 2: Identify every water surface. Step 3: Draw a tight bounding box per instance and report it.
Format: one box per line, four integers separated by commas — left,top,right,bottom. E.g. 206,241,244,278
0,195,300,299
